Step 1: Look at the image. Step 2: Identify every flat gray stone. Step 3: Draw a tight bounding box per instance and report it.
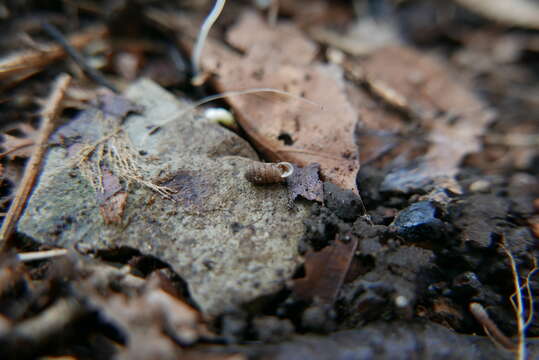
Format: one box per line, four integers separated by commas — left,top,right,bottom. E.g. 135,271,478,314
18,79,307,316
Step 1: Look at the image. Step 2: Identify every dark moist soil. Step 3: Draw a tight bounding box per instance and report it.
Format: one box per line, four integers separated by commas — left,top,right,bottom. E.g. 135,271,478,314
0,1,538,359
206,170,539,359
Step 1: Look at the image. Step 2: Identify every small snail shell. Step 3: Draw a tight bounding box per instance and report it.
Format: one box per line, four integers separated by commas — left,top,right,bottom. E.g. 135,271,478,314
245,162,294,184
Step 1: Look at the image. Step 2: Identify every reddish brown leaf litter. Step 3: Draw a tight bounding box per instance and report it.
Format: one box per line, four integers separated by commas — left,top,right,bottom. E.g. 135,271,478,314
293,233,358,305
352,46,494,197
100,197,128,226
97,170,127,225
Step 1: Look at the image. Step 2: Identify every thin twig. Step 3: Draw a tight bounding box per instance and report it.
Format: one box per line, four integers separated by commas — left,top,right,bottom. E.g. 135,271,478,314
0,25,106,80
41,21,118,93
16,249,68,262
0,74,71,247
0,142,34,159
191,0,226,81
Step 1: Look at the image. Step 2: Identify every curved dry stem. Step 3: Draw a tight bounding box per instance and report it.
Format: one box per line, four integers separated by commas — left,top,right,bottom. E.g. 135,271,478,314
191,0,226,78
502,244,526,360
0,73,71,245
522,257,537,327
146,87,324,136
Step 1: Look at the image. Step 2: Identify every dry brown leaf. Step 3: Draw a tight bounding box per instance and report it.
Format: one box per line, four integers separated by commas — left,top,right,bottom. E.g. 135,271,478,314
293,233,358,305
356,46,494,196
0,123,38,160
191,11,360,192
345,83,414,167
151,9,361,192
99,191,128,225
363,46,491,121
309,16,400,57
96,170,123,203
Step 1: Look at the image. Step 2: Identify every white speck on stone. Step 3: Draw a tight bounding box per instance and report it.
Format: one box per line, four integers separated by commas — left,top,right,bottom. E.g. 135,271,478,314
395,295,409,308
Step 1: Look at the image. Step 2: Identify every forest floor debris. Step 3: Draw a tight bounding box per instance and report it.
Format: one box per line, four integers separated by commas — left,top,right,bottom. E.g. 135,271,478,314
0,1,538,359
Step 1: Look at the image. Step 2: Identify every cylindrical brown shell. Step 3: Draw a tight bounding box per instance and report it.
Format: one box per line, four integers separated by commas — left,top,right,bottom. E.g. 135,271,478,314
245,162,293,184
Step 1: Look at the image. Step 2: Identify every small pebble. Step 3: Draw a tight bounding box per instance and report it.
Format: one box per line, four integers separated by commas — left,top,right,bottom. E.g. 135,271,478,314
469,179,491,193
395,295,409,308
391,201,444,242
326,48,345,65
